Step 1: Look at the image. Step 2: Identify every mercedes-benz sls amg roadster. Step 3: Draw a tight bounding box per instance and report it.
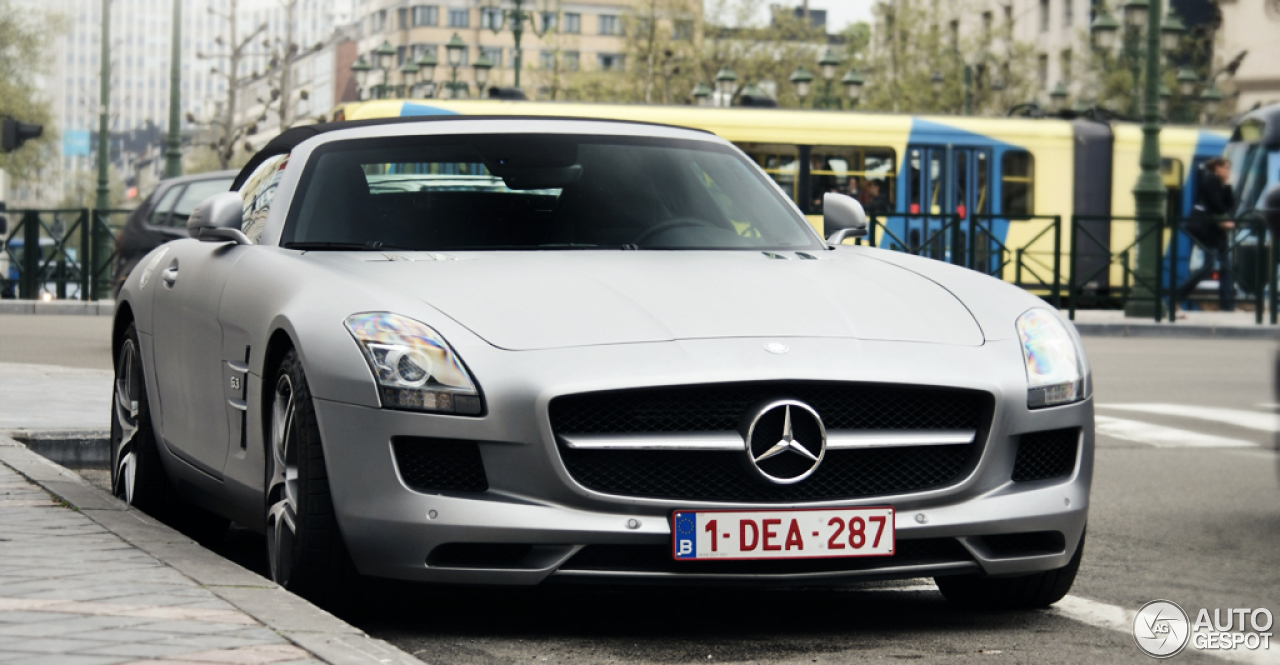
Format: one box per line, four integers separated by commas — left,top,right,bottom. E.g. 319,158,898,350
111,116,1093,609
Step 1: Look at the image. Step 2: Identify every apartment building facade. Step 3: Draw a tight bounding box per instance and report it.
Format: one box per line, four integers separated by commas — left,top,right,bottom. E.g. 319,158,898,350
350,0,682,97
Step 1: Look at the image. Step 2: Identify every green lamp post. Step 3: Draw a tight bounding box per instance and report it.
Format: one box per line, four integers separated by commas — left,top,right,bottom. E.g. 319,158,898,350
94,0,112,300
163,0,182,178
445,33,466,98
816,48,841,109
350,56,372,100
691,82,712,106
714,67,737,107
788,67,813,107
473,51,493,94
373,40,397,99
1129,0,1166,318
398,59,419,98
1049,82,1069,112
416,50,437,98
841,69,864,108
1199,86,1223,124
483,0,549,90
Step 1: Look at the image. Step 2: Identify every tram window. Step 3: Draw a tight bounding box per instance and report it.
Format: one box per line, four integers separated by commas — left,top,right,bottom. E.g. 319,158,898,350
736,143,800,205
1001,150,1035,216
928,150,944,214
809,145,896,214
908,148,923,214
1160,158,1184,188
1235,145,1269,216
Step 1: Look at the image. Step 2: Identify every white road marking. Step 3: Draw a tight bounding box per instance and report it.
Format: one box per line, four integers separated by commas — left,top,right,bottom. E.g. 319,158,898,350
880,586,1273,663
1094,415,1257,448
1050,595,1276,665
1098,404,1280,434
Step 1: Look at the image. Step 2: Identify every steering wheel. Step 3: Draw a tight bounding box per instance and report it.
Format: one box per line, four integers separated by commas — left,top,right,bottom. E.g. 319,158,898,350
632,217,722,245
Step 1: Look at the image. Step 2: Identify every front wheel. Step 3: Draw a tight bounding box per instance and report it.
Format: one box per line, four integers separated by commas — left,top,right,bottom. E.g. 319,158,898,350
265,350,356,601
111,323,170,510
934,531,1085,610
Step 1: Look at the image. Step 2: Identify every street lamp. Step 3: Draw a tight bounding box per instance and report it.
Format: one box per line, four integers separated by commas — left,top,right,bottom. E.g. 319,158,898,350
483,0,550,90
163,0,182,178
1161,9,1187,53
1122,0,1149,28
1129,0,1166,318
841,69,864,106
1050,82,1069,111
1176,67,1198,96
691,82,712,106
813,48,841,109
416,50,438,98
473,52,493,92
398,59,419,98
789,67,813,106
1199,86,1223,123
374,40,396,98
350,56,372,100
930,71,944,95
714,67,737,107
1090,9,1120,50
445,33,466,98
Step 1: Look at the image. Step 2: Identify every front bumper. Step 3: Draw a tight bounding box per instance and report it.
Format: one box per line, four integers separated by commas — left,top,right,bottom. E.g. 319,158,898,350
311,336,1093,586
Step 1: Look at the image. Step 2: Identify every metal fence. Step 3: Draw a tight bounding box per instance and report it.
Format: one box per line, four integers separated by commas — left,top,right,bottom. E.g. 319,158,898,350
1066,214,1277,325
1,208,129,301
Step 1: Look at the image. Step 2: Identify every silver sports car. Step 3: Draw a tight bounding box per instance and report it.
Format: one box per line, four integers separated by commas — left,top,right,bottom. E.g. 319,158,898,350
111,116,1093,609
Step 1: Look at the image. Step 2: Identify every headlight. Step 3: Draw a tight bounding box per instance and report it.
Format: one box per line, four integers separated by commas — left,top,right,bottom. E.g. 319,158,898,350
344,313,483,415
1016,309,1085,408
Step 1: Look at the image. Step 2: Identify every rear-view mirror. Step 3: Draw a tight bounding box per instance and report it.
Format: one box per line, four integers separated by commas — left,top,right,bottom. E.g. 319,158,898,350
187,191,251,245
823,193,868,245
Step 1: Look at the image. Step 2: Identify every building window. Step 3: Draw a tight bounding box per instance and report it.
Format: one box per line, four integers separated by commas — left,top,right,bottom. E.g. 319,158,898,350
1004,4,1013,26
949,19,959,50
672,19,693,40
1064,0,1074,26
1060,48,1072,83
597,52,624,71
370,9,387,32
397,7,407,29
541,11,557,32
1001,151,1035,216
563,50,580,71
1037,53,1048,88
411,43,436,60
540,49,556,70
412,6,437,27
480,46,503,68
397,45,407,65
481,7,503,29
563,12,581,33
981,11,992,39
448,8,469,28
597,14,621,35
1039,0,1050,32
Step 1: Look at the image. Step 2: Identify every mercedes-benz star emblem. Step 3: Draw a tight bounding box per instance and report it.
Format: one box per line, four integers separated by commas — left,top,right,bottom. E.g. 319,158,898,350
738,399,826,484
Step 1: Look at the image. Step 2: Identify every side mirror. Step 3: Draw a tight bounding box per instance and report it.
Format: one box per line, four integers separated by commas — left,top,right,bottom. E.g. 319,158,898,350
823,192,868,245
187,191,251,245
1260,184,1280,229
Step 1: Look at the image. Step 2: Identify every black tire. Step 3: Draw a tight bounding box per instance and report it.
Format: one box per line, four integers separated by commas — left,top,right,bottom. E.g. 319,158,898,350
111,322,172,511
265,349,357,602
934,530,1085,610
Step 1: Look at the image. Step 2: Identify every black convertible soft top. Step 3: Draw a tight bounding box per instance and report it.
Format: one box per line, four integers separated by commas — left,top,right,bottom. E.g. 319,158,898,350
231,114,712,191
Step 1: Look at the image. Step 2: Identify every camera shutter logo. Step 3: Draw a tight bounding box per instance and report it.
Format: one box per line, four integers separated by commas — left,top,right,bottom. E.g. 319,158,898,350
1134,600,1191,658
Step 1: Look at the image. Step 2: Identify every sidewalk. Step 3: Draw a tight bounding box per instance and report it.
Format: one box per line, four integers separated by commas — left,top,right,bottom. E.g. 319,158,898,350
1065,308,1280,339
0,436,421,665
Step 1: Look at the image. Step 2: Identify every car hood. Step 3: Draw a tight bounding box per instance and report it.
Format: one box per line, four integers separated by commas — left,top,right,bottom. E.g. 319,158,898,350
308,250,984,350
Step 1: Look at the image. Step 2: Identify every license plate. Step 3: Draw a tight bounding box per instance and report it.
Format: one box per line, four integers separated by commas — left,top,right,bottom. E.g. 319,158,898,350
672,507,895,560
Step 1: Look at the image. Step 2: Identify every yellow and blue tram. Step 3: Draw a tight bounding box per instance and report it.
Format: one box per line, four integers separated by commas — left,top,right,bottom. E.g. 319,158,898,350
332,99,1229,294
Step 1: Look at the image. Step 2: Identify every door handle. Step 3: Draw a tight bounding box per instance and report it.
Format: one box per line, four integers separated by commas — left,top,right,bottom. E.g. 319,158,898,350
161,261,178,288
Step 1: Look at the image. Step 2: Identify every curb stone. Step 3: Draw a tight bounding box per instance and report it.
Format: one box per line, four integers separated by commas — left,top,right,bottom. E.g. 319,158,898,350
0,433,425,665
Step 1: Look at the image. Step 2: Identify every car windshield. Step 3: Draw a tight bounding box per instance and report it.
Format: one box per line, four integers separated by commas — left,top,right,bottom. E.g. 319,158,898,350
282,133,820,251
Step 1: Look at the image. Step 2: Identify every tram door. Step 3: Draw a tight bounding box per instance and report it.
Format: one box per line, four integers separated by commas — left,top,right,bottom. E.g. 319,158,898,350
903,146,990,267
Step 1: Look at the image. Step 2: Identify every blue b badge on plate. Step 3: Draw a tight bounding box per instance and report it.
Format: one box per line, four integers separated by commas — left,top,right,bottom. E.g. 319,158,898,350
673,512,697,559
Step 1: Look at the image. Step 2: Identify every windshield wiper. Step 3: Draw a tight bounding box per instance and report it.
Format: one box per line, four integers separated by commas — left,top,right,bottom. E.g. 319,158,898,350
282,241,418,251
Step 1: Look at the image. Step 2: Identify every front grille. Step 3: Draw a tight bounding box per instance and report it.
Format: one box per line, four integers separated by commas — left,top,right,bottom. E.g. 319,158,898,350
559,538,972,575
392,437,488,492
1011,428,1079,482
552,383,991,502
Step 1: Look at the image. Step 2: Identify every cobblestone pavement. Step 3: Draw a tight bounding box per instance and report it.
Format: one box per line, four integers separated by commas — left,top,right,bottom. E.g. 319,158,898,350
0,462,321,665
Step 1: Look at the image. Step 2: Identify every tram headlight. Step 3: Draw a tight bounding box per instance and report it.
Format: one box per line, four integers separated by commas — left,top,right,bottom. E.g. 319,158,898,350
1016,309,1085,408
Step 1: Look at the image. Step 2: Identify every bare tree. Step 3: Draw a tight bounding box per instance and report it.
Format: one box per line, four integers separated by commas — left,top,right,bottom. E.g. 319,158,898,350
192,0,267,169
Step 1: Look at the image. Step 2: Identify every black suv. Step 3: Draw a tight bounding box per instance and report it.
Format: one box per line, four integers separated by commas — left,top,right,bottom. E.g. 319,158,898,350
112,170,236,298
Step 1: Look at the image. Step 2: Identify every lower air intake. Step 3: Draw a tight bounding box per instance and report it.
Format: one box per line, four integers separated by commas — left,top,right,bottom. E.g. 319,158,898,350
1011,428,1079,482
392,437,488,492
